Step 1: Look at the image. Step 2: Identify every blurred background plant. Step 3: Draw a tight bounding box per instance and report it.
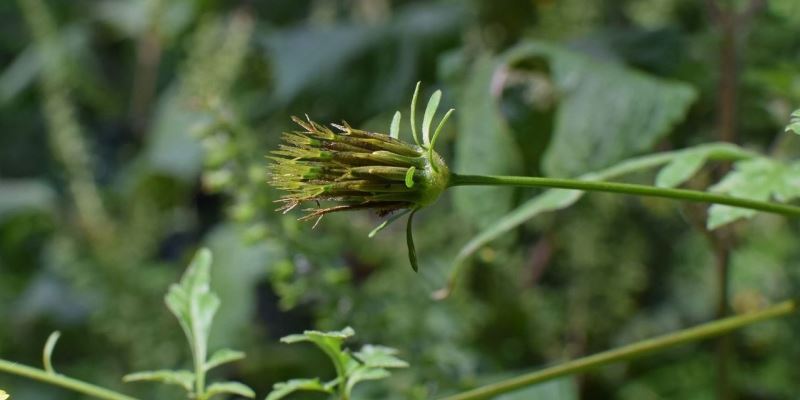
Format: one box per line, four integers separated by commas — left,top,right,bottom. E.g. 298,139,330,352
1,0,800,399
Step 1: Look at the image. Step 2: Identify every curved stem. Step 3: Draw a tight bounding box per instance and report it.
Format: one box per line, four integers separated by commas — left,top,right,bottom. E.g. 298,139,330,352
449,174,800,218
0,359,139,400
439,300,796,400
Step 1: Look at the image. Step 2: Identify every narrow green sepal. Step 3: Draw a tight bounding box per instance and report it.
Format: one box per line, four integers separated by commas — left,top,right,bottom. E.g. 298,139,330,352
368,208,411,238
410,82,421,146
406,209,419,272
422,90,441,146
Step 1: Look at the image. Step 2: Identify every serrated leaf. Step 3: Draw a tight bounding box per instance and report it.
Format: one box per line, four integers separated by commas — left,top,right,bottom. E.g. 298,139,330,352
281,327,356,373
503,41,696,177
205,348,245,372
353,345,409,369
123,370,195,392
280,326,355,344
707,158,800,229
165,248,220,374
786,109,800,135
206,381,255,399
265,378,332,400
344,367,391,398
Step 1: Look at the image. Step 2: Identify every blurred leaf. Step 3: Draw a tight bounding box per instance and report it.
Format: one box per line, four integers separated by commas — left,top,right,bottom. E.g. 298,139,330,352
281,326,355,344
708,158,800,229
123,369,195,392
504,41,697,177
145,87,204,181
495,378,577,400
206,225,272,349
454,55,523,230
345,367,391,398
165,248,219,368
265,378,332,400
205,381,255,399
443,143,755,296
655,146,723,188
204,348,245,372
0,179,56,221
786,109,800,135
354,345,409,369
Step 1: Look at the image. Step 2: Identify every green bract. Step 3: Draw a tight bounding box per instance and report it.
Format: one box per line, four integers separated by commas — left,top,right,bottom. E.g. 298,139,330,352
269,83,454,271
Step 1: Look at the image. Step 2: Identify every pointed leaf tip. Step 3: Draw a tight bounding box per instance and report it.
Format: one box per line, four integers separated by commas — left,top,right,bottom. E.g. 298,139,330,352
390,111,401,139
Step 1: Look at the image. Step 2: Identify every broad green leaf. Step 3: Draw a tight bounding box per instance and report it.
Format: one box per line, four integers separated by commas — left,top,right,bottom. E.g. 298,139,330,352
504,41,697,177
707,158,800,229
786,109,800,135
454,55,523,230
265,378,332,400
353,345,409,369
422,90,441,146
205,348,245,372
206,381,255,399
123,370,195,392
165,248,220,371
344,367,391,398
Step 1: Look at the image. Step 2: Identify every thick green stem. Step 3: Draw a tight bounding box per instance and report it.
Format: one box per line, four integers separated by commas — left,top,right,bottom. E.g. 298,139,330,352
439,300,796,400
0,359,139,400
449,174,800,219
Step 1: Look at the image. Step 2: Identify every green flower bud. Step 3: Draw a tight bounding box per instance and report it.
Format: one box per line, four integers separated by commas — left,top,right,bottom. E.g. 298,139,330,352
268,83,454,272
268,116,450,223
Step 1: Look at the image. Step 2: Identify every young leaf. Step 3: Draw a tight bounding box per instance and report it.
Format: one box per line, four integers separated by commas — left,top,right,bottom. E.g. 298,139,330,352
265,378,332,400
655,149,708,188
344,367,391,399
707,158,800,229
123,370,195,392
205,381,255,399
353,345,409,369
390,111,401,139
165,248,220,371
205,348,245,372
42,331,60,374
422,90,441,146
280,327,355,344
786,109,800,135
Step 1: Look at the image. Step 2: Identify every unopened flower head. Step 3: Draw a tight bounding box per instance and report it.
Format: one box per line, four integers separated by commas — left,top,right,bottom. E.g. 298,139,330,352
269,116,448,222
268,83,453,271
269,83,453,226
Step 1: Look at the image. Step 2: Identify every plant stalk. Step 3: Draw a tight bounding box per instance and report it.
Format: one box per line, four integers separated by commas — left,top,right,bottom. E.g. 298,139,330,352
449,174,800,219
0,359,139,400
439,300,796,400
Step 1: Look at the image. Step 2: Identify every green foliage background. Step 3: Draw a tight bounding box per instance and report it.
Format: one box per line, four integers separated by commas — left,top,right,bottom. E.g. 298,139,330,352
1,0,800,398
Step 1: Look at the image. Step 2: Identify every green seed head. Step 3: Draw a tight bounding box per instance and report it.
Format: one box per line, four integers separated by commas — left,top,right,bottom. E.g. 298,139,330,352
268,116,450,223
